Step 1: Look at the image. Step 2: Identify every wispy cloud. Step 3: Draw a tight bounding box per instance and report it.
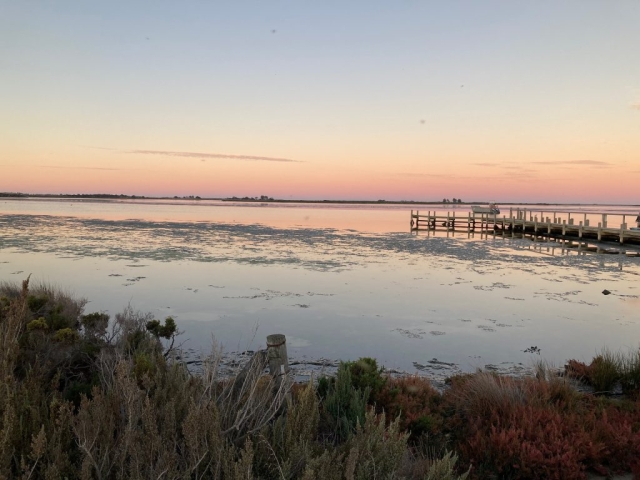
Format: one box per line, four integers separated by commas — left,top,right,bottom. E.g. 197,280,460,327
37,165,122,171
531,160,610,166
396,172,457,178
473,162,500,167
631,102,640,110
130,149,302,163
79,145,118,151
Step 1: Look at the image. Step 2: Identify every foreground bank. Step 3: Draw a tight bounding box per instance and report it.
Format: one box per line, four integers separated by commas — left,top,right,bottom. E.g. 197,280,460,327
1,280,638,479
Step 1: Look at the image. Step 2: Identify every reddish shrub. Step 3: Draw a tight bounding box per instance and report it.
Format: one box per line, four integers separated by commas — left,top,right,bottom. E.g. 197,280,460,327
588,400,640,475
565,360,591,380
374,376,443,439
463,404,603,480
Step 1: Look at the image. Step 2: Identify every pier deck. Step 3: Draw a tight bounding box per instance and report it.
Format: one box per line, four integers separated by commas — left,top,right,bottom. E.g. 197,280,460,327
410,208,640,248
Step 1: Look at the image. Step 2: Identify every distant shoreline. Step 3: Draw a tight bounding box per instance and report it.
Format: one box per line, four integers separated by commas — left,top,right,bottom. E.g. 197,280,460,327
1,193,638,207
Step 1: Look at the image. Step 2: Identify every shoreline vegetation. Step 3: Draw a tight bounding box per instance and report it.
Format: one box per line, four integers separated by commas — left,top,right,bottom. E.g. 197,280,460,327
1,280,640,479
2,192,639,207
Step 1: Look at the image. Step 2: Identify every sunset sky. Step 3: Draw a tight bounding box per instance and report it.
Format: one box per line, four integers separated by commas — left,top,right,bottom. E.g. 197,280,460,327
1,2,639,203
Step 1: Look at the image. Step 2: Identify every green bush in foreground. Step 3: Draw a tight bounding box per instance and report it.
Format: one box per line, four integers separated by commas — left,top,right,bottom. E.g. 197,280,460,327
1,279,470,480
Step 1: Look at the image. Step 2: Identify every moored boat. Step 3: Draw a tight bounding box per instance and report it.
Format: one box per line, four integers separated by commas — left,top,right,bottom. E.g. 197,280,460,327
471,203,500,215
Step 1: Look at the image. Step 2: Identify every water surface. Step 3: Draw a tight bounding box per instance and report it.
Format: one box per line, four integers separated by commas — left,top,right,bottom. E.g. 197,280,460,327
1,198,639,382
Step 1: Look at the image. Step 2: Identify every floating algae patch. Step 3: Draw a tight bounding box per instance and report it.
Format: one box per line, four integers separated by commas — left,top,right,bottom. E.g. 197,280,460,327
2,214,638,275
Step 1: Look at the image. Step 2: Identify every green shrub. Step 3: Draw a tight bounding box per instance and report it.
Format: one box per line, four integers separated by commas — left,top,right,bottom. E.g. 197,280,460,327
27,294,48,313
26,317,49,332
344,357,386,402
619,349,640,397
567,349,626,394
425,451,470,480
53,328,79,344
146,316,178,340
80,312,109,338
319,363,369,443
589,352,622,393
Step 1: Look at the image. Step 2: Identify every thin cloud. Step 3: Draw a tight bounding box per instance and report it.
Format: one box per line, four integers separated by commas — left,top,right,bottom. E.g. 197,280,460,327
531,160,610,166
38,165,122,171
79,145,118,151
501,166,538,174
631,102,640,110
397,171,537,182
130,149,302,163
473,162,500,167
396,172,457,178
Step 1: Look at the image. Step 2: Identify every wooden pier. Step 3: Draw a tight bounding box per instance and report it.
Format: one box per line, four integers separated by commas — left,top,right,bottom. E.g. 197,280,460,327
410,208,640,248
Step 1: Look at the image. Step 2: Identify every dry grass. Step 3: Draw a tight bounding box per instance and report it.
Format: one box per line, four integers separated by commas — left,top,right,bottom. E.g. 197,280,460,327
447,372,527,417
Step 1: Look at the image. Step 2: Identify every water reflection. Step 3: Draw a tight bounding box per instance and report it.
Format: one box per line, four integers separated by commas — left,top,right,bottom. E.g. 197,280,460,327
1,200,639,383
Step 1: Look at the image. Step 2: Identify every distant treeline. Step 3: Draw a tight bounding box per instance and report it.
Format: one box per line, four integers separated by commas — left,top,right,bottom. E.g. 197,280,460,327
0,192,28,197
0,193,146,199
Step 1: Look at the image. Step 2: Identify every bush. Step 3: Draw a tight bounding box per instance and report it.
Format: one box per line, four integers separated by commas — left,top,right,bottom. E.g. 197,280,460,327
3,279,640,479
619,349,640,398
425,451,470,480
344,357,386,401
319,363,369,443
375,376,443,439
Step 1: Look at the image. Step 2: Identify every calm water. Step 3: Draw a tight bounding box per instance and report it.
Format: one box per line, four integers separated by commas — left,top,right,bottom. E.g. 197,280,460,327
1,198,639,381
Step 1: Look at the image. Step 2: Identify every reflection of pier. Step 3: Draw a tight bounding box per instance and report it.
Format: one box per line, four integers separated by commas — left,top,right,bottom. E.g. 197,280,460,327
410,208,640,253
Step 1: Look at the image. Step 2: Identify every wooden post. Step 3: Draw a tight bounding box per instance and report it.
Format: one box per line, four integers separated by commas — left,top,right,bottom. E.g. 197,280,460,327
562,220,566,235
267,334,289,377
620,223,626,244
467,212,471,233
452,210,456,230
510,207,513,219
579,221,583,239
602,214,607,228
583,213,587,225
598,222,602,241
